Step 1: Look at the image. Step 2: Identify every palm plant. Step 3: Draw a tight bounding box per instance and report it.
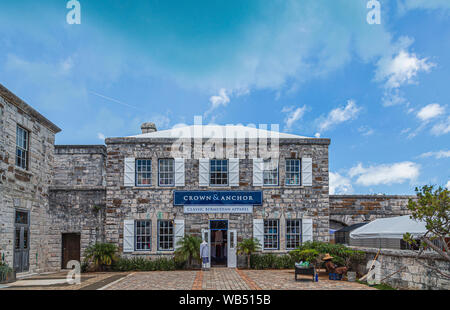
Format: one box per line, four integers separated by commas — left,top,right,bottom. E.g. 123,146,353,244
237,238,261,269
174,235,202,268
84,243,118,271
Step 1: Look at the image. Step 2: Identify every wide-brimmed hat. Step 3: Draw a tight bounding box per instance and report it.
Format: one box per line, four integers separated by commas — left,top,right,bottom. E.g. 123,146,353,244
322,253,333,261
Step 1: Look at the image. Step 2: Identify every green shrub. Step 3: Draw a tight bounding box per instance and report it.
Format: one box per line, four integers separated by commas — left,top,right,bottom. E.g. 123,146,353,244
289,249,319,264
111,256,178,271
0,263,13,282
250,253,294,269
84,243,118,271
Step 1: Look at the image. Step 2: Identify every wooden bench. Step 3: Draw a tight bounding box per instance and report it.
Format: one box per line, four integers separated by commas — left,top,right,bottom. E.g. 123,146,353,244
294,266,316,282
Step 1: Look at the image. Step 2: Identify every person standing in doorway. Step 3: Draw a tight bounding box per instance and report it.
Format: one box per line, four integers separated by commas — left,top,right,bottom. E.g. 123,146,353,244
200,240,210,271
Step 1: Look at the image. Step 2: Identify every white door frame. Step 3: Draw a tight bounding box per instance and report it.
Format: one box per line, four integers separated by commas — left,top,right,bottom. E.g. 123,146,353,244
227,229,237,268
201,228,211,269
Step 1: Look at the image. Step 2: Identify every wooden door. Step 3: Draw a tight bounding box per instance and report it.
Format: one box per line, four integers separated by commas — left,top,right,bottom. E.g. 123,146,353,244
62,233,80,269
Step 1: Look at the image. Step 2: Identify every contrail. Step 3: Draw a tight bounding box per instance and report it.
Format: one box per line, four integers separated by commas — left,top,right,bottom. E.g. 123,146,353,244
90,91,139,110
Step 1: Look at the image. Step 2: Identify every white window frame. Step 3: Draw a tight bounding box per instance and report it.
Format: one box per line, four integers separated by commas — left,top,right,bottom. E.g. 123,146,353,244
158,220,174,251
135,220,152,251
263,159,278,186
286,219,302,250
136,159,152,186
209,159,228,186
263,219,279,250
16,125,29,170
158,159,175,187
285,159,301,186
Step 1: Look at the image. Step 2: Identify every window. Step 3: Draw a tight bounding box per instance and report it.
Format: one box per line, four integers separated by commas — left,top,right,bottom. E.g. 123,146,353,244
210,159,228,186
158,159,174,186
264,220,279,250
158,220,174,251
135,220,151,251
136,159,152,186
16,125,29,170
286,219,302,249
285,159,301,185
263,159,278,186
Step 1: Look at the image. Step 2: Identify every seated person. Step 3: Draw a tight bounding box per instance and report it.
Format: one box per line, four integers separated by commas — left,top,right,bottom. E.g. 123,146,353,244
323,253,348,275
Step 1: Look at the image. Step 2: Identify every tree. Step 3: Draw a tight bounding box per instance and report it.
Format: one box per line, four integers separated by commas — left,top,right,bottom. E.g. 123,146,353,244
237,238,261,269
404,185,449,278
84,243,118,271
174,235,201,268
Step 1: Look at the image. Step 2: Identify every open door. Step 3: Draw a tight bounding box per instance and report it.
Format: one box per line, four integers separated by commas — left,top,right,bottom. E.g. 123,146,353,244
201,228,211,269
227,229,237,268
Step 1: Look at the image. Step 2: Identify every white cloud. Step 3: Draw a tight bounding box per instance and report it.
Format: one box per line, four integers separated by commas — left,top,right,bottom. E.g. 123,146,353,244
329,172,353,195
209,88,230,110
97,132,105,140
317,100,361,132
281,105,307,131
416,103,445,121
375,50,435,90
446,180,450,189
314,133,321,138
430,116,450,136
349,161,420,186
419,150,450,159
398,0,450,12
358,126,374,136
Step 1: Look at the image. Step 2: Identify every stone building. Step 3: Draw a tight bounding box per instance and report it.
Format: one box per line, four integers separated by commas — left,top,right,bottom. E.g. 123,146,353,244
104,124,330,267
0,84,61,274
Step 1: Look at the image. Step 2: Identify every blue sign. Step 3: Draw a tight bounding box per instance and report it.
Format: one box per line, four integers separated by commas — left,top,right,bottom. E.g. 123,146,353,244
174,191,263,206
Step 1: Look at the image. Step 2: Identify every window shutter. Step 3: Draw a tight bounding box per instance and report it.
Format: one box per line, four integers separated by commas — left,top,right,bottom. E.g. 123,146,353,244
253,219,264,250
199,158,210,187
229,158,239,187
124,157,136,187
174,219,185,250
123,219,135,253
302,218,313,243
174,158,185,187
301,157,312,186
253,158,263,187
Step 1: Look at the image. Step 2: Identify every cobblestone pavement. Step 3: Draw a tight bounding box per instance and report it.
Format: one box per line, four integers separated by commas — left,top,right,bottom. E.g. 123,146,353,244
105,268,375,290
105,270,197,290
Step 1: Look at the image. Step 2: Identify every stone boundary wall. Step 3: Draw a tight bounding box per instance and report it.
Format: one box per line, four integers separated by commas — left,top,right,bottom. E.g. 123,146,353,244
330,195,416,226
351,246,450,290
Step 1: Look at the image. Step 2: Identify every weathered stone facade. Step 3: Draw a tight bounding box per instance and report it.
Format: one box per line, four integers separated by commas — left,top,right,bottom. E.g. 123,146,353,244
104,136,330,258
329,195,415,228
353,246,450,290
0,84,60,274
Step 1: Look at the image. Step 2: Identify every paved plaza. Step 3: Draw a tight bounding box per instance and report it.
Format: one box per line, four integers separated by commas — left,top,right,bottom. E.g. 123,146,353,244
1,269,376,290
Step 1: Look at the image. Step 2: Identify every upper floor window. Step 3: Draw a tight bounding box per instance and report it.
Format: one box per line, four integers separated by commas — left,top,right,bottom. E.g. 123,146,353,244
158,220,174,251
135,220,151,251
285,159,300,185
158,159,174,186
210,159,228,186
263,159,278,186
16,125,29,170
286,219,302,250
136,159,152,186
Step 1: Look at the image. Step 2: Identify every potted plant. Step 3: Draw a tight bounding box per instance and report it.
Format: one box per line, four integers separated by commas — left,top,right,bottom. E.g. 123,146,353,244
83,243,118,271
237,238,261,269
174,235,202,269
0,262,15,284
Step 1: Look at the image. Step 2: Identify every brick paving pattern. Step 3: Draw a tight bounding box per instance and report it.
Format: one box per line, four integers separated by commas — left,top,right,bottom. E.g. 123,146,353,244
236,268,261,290
192,270,203,290
201,268,250,290
105,270,197,290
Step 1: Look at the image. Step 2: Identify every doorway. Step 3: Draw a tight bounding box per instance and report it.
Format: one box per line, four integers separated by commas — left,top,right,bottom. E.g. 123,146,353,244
62,233,81,269
209,220,227,266
13,210,30,273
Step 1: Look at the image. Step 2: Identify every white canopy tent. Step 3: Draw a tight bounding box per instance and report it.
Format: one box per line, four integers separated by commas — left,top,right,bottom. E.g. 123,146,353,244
350,215,427,239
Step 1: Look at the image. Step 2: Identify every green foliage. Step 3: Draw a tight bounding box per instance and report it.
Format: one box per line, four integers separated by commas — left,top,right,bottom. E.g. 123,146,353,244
250,253,295,269
84,243,118,271
112,257,177,271
237,238,261,268
404,185,449,259
174,235,202,267
288,249,319,264
0,263,13,282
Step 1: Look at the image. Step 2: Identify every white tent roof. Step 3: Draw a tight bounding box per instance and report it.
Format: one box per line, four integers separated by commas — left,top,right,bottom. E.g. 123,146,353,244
129,125,311,139
349,215,427,239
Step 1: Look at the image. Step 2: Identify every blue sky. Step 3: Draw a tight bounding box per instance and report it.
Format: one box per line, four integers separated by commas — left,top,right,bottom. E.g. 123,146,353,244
0,0,449,194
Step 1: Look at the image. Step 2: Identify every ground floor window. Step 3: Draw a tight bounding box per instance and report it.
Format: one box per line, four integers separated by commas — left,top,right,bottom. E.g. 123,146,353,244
264,219,279,250
135,220,151,251
286,219,302,249
158,220,174,251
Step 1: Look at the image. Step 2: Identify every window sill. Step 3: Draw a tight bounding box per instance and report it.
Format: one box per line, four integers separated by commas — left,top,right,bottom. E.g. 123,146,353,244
14,167,33,176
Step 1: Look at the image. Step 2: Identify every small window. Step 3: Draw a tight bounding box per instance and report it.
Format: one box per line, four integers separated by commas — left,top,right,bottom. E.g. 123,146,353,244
158,220,174,251
263,159,278,186
136,159,152,186
15,211,29,225
264,220,279,250
16,125,29,170
285,159,301,185
210,159,228,186
135,220,151,251
158,159,174,186
286,219,302,250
